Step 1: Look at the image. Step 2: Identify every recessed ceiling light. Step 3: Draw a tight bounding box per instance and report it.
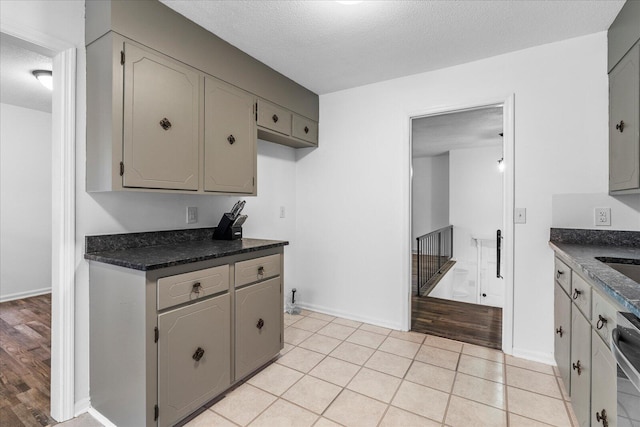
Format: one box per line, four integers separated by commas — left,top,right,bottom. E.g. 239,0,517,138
33,70,53,90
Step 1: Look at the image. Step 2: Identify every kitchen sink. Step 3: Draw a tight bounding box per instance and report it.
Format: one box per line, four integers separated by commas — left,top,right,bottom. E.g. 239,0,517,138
596,257,640,283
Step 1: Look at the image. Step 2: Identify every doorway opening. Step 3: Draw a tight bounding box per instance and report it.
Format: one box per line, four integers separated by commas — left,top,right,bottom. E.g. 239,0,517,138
410,101,514,351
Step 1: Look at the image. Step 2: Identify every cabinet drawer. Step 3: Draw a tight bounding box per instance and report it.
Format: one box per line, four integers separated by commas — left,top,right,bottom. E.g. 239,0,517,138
158,265,229,310
235,254,281,287
291,114,318,145
571,272,592,318
257,99,291,135
235,277,281,379
158,294,231,427
591,290,618,344
554,257,571,294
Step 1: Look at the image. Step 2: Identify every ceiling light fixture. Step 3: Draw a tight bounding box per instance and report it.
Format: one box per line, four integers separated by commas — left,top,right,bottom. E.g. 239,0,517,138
335,1,363,5
33,70,53,90
497,158,505,173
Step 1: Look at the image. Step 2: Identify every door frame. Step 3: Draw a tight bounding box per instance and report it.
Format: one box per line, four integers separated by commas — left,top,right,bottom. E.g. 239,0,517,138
0,22,77,421
407,94,515,354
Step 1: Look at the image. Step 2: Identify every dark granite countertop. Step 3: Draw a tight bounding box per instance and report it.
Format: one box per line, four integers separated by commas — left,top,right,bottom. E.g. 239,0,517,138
84,228,288,271
549,228,640,318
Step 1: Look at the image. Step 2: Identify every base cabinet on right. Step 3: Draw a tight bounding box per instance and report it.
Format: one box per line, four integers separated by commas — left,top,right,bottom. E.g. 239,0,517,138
591,329,617,427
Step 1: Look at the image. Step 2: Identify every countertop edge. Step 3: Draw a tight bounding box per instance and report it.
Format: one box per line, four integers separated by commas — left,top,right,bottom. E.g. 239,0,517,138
84,240,289,271
549,241,640,318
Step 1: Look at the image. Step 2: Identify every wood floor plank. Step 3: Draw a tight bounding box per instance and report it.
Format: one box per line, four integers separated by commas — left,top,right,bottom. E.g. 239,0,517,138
0,295,54,427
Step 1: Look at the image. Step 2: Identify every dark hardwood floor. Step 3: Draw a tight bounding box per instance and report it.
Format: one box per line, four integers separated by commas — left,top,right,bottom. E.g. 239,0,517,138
0,294,55,427
411,254,502,349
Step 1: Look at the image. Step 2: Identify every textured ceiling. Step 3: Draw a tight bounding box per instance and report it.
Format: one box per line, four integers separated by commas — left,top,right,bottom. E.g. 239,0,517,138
161,0,625,94
412,106,503,158
0,33,54,113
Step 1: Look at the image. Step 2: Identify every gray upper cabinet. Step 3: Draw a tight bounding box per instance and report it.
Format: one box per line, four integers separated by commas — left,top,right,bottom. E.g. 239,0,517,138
204,77,256,194
86,0,319,195
123,43,199,190
608,1,640,194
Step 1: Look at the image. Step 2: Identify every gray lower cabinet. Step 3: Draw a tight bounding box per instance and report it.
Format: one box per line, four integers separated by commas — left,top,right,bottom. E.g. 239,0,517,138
235,277,282,379
570,307,592,427
158,295,230,427
591,330,617,427
554,282,571,394
89,248,284,427
552,255,619,426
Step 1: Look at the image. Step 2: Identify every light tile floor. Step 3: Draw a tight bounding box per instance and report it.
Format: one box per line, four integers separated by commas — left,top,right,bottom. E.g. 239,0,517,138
58,309,578,427
187,309,578,427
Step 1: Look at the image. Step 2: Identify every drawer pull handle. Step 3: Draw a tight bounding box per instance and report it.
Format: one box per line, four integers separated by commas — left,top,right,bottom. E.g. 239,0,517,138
304,126,309,134
192,347,205,362
596,315,607,330
572,360,582,375
555,326,564,337
616,120,625,133
258,266,264,277
256,318,264,330
192,282,202,295
272,114,279,123
159,118,172,130
572,289,581,300
227,134,236,145
596,409,608,426
556,270,564,279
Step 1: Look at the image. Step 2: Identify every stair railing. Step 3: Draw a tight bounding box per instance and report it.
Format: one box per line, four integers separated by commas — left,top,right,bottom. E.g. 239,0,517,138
416,225,453,296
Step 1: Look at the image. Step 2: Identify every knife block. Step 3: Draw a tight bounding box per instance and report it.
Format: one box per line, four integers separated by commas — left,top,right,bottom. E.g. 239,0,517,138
213,213,242,240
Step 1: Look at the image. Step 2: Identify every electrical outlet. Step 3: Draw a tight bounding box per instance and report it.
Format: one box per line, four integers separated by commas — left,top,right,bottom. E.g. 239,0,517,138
594,207,611,226
514,208,526,224
280,206,286,218
187,206,198,224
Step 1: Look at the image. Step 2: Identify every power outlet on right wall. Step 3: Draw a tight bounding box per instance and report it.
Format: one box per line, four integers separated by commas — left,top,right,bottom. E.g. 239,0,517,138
594,207,611,226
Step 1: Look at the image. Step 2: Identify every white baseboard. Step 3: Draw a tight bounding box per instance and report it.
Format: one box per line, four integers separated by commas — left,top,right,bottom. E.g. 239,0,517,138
74,397,90,417
87,407,118,427
296,302,405,331
0,287,51,303
511,347,556,366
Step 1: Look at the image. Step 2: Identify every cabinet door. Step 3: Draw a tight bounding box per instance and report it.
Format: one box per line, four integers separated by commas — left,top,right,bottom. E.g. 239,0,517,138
609,42,640,192
123,42,199,190
204,77,256,194
158,295,230,427
591,331,617,427
235,277,281,379
554,282,572,395
570,310,592,427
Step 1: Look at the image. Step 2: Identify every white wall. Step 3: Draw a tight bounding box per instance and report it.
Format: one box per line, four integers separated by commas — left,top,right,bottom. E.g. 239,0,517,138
552,193,640,230
1,0,298,411
449,146,503,267
296,32,612,362
0,103,52,301
411,153,449,250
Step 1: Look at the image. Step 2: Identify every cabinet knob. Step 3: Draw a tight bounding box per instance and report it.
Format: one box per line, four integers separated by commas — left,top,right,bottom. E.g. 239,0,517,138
304,126,309,134
556,270,564,279
258,266,264,277
272,114,279,123
555,326,564,337
596,315,607,330
572,360,582,375
572,289,581,300
192,347,205,362
596,409,608,426
159,118,172,130
256,318,264,330
192,282,202,295
615,120,625,133
227,135,236,145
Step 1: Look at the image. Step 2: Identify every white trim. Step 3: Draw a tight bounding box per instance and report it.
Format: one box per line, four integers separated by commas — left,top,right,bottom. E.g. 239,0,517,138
511,347,555,366
296,302,405,331
0,23,77,422
0,288,52,303
74,397,91,418
406,95,516,354
87,407,118,427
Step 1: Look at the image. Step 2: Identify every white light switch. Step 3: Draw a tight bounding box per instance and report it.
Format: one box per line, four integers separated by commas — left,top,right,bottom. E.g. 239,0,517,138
594,207,611,226
514,208,526,224
187,206,198,224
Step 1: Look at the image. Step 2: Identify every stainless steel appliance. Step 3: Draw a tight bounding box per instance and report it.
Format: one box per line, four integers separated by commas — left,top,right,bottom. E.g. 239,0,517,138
612,312,640,426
